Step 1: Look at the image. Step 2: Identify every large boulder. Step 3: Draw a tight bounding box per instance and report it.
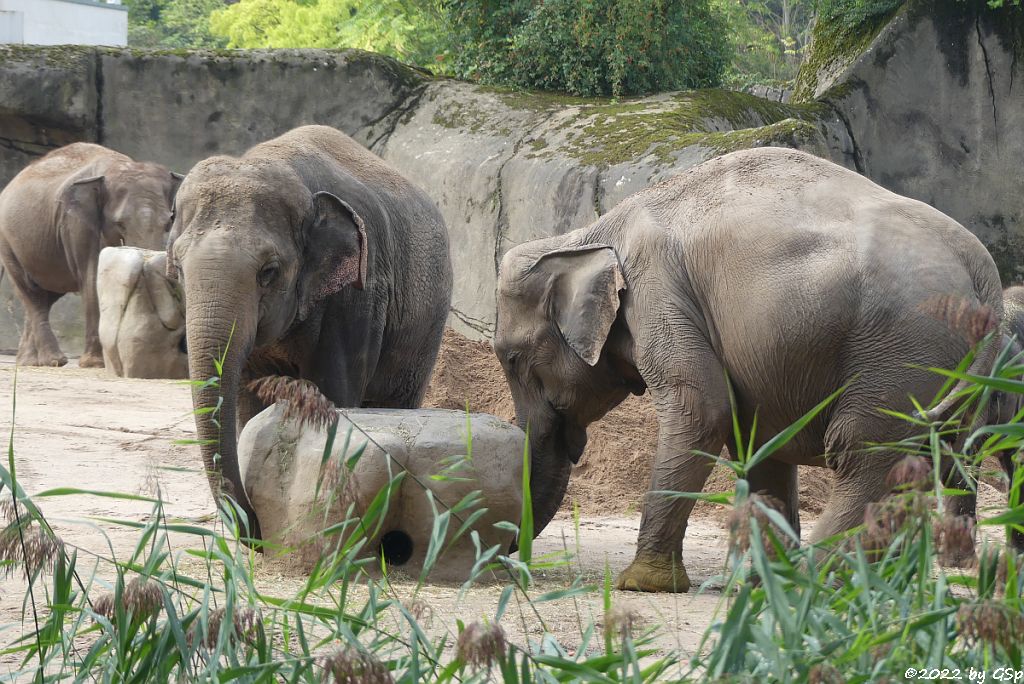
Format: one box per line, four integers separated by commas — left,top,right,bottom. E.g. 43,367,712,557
794,0,1024,281
237,406,524,581
97,247,187,379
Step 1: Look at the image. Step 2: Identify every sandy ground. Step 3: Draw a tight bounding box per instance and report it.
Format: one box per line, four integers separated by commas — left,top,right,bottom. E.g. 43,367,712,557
0,356,734,679
0,353,1013,680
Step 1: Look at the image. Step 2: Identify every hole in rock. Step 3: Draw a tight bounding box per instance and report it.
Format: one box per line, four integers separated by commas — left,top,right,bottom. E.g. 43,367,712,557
379,530,414,566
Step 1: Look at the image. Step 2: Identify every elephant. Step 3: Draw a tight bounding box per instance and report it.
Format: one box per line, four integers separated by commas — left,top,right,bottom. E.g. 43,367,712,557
0,143,181,368
953,285,1024,551
167,125,452,540
493,147,1003,593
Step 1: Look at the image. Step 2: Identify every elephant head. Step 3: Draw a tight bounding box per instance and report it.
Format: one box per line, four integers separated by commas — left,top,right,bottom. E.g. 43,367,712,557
166,158,367,538
494,239,646,535
64,163,182,251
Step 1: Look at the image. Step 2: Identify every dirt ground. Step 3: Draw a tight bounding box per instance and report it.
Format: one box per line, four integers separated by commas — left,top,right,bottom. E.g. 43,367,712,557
0,332,1014,678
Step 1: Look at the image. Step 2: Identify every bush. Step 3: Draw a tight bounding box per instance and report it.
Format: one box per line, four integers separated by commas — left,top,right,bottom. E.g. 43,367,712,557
445,0,732,97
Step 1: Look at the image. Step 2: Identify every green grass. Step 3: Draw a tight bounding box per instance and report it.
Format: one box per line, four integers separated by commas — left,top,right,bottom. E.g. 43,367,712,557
0,334,1022,681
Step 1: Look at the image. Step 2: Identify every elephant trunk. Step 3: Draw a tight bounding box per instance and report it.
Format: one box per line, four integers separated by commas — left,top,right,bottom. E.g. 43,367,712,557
516,402,585,538
184,276,260,539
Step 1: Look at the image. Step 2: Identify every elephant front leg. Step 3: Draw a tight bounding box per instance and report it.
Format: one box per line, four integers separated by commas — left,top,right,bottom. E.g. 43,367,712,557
78,263,104,368
617,383,730,593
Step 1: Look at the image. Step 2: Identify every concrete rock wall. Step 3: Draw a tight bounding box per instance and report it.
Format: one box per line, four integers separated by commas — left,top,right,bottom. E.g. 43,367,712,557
1,4,1021,349
805,1,1024,282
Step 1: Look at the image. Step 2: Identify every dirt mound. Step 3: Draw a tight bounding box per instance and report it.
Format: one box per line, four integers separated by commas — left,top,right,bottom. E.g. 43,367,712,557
423,328,834,518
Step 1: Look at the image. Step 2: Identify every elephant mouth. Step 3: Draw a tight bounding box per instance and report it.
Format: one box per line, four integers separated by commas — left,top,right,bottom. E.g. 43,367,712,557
549,409,587,465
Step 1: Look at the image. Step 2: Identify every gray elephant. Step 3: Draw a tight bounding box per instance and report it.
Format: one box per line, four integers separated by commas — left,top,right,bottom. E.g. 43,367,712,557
0,143,181,367
965,285,1024,550
167,125,452,539
494,147,1002,593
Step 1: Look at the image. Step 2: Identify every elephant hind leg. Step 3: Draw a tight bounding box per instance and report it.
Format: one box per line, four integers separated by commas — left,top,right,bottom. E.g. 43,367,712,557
6,259,66,367
747,459,801,540
809,417,897,546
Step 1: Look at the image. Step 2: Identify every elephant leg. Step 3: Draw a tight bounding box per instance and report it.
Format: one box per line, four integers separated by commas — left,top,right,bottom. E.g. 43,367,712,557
5,256,66,367
810,417,894,545
315,289,386,408
746,459,801,539
616,351,731,593
77,261,104,368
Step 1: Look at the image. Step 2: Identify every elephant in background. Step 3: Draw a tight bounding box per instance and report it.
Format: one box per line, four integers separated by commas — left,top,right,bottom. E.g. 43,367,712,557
0,143,181,368
494,147,1003,592
974,286,1024,550
168,125,452,539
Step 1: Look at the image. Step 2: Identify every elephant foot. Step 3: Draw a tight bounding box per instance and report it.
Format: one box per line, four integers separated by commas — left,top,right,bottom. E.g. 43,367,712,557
616,551,691,593
78,352,105,369
17,348,68,368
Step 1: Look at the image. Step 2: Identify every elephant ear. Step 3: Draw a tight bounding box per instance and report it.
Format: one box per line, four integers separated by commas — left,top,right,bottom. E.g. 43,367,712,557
531,244,626,366
58,175,108,255
298,190,368,320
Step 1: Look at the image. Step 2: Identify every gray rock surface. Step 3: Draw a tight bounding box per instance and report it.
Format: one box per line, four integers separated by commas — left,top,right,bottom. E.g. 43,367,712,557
237,405,524,582
1,6,1020,344
97,247,187,379
800,1,1024,282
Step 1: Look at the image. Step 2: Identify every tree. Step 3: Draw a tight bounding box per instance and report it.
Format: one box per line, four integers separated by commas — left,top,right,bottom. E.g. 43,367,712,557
209,0,448,66
124,0,229,48
715,0,815,86
445,0,733,97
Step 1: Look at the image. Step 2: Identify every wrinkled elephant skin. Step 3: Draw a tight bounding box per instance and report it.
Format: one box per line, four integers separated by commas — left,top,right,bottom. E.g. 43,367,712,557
168,125,452,542
494,147,1004,592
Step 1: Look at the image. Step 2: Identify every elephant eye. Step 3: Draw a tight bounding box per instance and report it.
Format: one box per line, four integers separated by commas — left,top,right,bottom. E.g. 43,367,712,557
258,264,280,288
506,351,520,368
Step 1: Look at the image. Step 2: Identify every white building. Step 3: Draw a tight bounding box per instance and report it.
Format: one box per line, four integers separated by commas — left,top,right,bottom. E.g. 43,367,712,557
0,0,128,47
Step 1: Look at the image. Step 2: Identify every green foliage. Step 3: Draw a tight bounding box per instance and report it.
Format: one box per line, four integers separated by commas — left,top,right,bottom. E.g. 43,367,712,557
445,0,733,97
815,0,904,30
715,0,815,88
124,0,228,48
209,0,448,66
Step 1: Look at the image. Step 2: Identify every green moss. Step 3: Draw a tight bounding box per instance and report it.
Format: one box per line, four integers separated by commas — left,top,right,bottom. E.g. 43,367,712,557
0,44,95,70
431,99,494,132
546,89,826,167
529,137,548,151
792,4,905,102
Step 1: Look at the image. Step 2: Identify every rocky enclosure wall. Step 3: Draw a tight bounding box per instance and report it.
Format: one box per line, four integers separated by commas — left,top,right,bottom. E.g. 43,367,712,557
0,0,1021,349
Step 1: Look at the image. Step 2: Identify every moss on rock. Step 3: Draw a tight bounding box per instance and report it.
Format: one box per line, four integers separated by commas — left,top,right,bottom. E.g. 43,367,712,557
538,90,827,167
792,3,905,102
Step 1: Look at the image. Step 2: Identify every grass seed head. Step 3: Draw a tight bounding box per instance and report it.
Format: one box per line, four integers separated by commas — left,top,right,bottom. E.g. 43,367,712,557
603,604,640,641
0,498,33,525
0,525,63,577
957,599,1024,651
94,576,163,622
192,606,262,648
862,493,927,553
885,455,932,492
808,662,845,684
318,645,394,684
934,514,976,568
248,375,338,431
457,621,508,670
727,493,791,557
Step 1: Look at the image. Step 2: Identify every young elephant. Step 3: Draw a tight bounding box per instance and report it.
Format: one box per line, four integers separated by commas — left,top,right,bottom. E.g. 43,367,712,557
494,147,1002,593
0,143,181,367
168,125,452,540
